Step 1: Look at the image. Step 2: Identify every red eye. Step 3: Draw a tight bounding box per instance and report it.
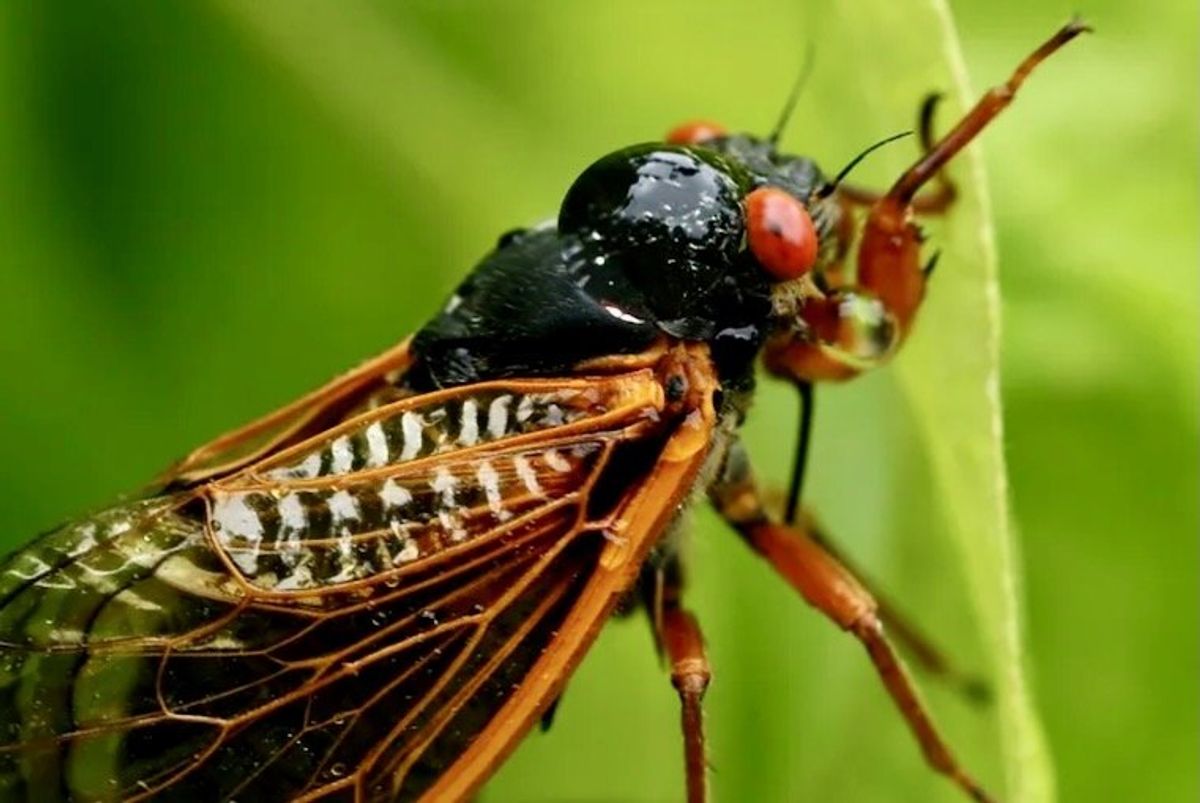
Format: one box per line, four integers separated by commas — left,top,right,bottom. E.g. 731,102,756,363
665,120,727,145
744,186,819,281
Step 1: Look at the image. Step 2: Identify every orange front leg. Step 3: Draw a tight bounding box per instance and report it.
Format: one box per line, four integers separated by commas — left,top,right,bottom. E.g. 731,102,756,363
768,20,1089,383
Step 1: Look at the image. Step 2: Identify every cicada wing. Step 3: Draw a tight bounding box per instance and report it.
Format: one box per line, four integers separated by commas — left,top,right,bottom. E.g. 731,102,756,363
161,339,413,487
0,348,719,803
0,494,237,802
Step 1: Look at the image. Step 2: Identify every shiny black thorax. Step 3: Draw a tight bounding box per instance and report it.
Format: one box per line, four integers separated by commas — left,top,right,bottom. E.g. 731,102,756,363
409,139,830,393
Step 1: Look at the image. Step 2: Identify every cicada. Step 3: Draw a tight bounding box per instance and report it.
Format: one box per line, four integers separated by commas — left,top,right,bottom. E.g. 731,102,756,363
0,21,1086,803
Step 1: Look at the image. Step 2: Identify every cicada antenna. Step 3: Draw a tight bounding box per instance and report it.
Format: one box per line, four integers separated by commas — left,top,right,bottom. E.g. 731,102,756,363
767,42,817,147
814,130,914,199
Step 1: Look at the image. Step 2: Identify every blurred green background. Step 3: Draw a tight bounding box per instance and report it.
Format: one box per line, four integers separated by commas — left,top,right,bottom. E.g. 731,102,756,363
0,1,1194,802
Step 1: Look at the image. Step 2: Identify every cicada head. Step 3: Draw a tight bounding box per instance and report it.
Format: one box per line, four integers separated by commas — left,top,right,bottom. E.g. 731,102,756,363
552,134,852,387
666,123,910,383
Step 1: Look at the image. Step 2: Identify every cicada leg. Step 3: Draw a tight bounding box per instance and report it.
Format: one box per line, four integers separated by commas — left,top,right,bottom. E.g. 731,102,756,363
782,384,987,701
803,526,991,703
710,441,994,803
850,18,1090,342
770,20,1089,382
645,558,712,803
663,606,711,803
